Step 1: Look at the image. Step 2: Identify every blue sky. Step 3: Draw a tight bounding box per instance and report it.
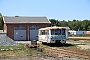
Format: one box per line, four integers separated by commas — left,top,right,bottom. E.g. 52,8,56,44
0,0,90,20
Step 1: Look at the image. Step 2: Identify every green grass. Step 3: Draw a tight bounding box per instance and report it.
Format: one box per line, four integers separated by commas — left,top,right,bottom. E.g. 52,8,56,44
26,48,45,55
60,44,77,49
0,43,46,59
0,44,23,51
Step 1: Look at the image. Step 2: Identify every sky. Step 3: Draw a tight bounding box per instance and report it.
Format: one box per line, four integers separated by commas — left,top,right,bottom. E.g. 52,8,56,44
0,0,90,20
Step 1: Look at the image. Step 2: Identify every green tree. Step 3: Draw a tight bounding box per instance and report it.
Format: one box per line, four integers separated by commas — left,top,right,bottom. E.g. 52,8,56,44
49,19,90,31
82,20,89,30
0,13,3,30
49,19,59,26
87,26,90,30
59,20,68,27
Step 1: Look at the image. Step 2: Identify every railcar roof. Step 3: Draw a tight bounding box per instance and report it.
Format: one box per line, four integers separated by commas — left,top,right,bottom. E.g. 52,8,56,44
39,26,70,30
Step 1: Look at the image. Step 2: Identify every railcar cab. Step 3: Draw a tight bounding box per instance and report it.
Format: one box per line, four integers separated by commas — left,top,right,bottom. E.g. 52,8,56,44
50,28,66,43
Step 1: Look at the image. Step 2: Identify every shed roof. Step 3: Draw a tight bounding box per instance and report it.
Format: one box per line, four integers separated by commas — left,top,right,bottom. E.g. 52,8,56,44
3,16,50,23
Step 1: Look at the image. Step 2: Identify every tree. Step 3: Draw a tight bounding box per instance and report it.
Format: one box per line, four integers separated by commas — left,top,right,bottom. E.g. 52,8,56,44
59,20,68,27
82,20,89,30
0,13,3,30
49,19,59,26
87,26,90,31
15,15,19,17
49,19,90,31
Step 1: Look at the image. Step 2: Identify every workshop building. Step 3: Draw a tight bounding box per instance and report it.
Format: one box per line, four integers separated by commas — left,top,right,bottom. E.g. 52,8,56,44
2,16,50,41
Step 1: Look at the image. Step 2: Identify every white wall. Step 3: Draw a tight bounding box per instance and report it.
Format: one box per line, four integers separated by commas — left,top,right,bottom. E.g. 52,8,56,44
69,30,86,35
76,31,86,35
69,30,76,35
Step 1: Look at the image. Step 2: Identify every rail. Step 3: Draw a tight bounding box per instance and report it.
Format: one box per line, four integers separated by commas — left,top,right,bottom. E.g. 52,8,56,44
40,45,90,60
69,37,90,40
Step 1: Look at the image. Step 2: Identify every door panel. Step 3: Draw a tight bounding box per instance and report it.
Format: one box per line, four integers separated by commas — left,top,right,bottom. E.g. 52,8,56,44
14,26,26,41
14,30,26,41
30,30,38,40
30,25,41,40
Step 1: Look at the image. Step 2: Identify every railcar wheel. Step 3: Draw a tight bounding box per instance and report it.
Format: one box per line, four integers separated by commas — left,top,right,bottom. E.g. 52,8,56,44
56,40,61,44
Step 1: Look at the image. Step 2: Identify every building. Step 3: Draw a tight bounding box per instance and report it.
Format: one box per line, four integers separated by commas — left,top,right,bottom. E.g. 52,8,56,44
69,30,86,36
2,16,50,41
86,31,90,34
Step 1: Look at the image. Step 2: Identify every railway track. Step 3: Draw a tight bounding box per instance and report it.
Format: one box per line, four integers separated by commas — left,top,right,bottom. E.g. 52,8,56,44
40,44,90,60
69,37,90,40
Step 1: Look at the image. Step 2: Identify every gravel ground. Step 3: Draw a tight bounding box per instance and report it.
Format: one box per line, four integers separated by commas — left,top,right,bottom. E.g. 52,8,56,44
1,54,81,60
77,44,90,50
0,35,19,46
67,41,90,50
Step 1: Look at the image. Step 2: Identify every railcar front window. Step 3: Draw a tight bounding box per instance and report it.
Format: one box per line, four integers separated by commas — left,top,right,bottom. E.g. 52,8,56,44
62,29,65,35
51,29,54,35
55,29,61,35
51,29,61,35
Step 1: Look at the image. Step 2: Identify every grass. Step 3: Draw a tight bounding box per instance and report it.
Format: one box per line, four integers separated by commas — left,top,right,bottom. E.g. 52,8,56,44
60,44,77,50
0,43,46,59
40,42,78,50
67,40,90,45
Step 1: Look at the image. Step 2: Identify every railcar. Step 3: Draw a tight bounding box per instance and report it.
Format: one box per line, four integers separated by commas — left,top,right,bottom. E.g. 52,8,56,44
38,26,70,44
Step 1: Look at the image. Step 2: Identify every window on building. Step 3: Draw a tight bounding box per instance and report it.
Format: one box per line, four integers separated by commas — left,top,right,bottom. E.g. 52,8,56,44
14,26,26,30
30,25,41,30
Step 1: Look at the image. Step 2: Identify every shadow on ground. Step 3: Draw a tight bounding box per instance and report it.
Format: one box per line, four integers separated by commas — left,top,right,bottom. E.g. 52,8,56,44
42,42,75,47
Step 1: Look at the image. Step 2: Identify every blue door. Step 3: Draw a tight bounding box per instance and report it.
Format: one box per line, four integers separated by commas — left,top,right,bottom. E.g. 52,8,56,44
30,25,41,40
14,26,26,41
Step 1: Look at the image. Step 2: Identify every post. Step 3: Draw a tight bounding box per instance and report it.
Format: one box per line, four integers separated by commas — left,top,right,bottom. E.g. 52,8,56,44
28,24,29,41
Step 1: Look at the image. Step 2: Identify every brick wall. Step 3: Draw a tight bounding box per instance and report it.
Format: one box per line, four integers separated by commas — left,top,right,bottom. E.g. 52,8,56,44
6,23,49,40
4,24,7,30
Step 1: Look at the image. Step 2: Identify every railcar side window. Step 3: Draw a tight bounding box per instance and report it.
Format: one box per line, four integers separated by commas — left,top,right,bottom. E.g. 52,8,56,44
39,30,49,35
62,29,65,35
45,30,49,35
41,30,45,35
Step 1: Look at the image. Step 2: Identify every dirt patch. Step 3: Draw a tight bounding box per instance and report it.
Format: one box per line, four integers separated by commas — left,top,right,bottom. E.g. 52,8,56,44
77,44,90,50
1,54,80,60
